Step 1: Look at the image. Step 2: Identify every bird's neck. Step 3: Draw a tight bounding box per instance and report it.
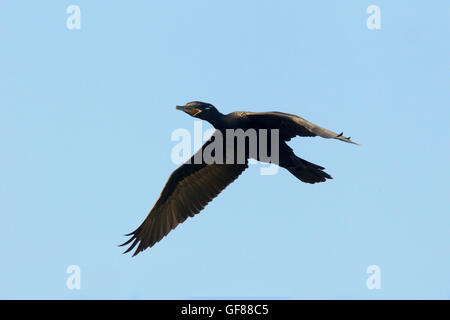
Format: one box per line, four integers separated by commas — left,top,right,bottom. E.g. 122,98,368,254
206,111,227,129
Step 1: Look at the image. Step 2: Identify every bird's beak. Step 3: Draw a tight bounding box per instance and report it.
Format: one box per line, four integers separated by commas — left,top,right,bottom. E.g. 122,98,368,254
176,105,201,116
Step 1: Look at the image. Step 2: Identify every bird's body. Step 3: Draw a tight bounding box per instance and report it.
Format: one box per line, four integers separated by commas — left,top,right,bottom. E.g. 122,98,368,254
121,102,359,256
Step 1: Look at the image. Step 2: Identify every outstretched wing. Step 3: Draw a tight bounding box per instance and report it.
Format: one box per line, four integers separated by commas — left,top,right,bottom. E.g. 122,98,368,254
121,136,248,256
246,111,360,145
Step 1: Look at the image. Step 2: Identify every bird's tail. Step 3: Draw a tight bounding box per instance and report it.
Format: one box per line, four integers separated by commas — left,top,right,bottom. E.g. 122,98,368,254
285,157,332,184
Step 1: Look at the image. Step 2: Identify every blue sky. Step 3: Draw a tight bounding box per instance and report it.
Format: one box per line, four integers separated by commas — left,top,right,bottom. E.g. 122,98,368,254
1,1,449,299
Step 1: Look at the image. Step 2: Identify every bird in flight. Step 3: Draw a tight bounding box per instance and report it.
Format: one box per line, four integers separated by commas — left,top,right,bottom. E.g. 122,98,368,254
121,101,359,256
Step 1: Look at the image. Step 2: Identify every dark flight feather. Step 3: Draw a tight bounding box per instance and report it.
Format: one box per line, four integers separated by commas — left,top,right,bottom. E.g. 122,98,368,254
245,111,360,145
120,139,248,256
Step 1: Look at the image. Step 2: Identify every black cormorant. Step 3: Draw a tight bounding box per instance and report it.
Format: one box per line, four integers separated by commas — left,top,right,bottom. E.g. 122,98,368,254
121,101,359,256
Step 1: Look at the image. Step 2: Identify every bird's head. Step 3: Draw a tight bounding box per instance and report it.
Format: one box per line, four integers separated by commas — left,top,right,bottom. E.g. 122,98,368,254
176,101,219,120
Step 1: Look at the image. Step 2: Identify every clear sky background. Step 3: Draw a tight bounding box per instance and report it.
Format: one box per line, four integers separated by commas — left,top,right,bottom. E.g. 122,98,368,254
1,1,449,299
